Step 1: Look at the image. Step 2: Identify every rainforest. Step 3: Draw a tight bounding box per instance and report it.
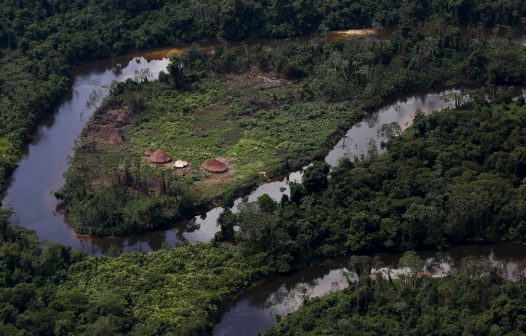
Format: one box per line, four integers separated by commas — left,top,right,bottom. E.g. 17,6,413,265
2,1,526,335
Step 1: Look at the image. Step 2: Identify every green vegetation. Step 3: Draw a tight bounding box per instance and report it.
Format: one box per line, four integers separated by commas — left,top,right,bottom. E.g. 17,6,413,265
0,210,259,335
219,98,526,272
1,0,525,194
4,81,526,336
265,252,526,336
62,25,526,236
3,2,526,336
60,46,361,236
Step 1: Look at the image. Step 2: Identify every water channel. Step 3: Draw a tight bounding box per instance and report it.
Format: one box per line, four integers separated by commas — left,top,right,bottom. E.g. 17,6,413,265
213,242,526,336
3,28,526,336
3,61,464,253
3,30,526,254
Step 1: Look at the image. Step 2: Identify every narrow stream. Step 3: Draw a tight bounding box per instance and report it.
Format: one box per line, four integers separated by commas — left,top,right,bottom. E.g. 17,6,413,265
213,242,526,336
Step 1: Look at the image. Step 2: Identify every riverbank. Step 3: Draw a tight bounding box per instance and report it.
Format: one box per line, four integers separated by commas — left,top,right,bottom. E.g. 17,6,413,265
263,252,526,336
59,57,362,236
3,208,526,336
64,97,526,335
2,27,380,243
0,0,398,198
59,27,526,237
216,242,526,335
0,0,389,196
4,4,526,336
4,75,526,336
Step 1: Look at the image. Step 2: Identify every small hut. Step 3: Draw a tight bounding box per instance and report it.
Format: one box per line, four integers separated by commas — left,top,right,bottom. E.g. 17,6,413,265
144,149,156,156
202,159,228,173
149,150,171,164
173,160,189,169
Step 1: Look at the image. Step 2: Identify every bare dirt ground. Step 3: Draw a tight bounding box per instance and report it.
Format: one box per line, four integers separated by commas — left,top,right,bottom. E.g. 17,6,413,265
221,66,295,90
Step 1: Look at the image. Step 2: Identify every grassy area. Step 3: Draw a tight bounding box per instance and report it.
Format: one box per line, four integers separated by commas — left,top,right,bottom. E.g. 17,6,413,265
126,77,357,199
60,65,360,236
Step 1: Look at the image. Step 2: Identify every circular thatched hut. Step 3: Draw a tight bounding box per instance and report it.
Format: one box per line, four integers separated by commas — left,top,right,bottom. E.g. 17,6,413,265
202,159,228,173
149,150,171,164
144,149,156,156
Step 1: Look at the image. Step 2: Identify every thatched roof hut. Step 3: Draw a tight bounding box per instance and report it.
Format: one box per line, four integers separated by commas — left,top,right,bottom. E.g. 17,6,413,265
144,149,156,156
202,159,228,173
149,150,171,164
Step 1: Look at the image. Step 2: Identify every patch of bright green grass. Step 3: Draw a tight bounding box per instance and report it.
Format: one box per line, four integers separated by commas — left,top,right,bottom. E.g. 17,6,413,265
120,78,358,201
61,75,360,236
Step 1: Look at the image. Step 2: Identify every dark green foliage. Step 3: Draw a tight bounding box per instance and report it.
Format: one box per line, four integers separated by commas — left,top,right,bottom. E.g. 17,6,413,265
2,3,526,335
4,92,526,336
0,209,257,335
265,256,526,336
302,161,330,193
257,194,278,213
0,209,82,336
216,208,236,242
65,187,188,237
227,100,526,270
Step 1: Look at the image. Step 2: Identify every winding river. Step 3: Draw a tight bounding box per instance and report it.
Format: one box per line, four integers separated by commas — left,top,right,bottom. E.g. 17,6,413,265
213,242,526,336
1,29,382,254
3,57,465,254
2,29,526,335
4,30,525,254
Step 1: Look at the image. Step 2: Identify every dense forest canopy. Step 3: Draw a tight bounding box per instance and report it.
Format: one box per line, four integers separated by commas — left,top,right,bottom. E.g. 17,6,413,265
2,1,526,335
4,97,526,334
217,99,526,272
2,0,525,48
0,0,525,194
0,210,260,335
